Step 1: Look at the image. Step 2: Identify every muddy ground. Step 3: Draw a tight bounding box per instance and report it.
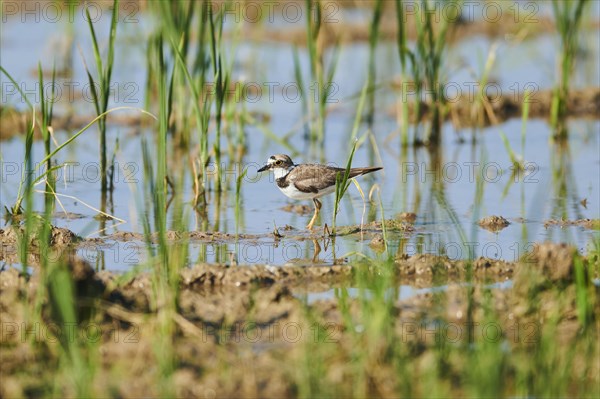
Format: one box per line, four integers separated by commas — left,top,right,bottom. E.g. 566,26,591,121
1,222,599,397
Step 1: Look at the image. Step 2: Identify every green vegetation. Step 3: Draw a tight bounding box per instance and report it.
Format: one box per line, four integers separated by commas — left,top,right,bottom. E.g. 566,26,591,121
366,0,384,128
303,0,340,156
395,0,411,146
83,0,119,197
551,0,589,139
1,1,598,398
332,140,357,235
38,62,57,211
395,0,462,145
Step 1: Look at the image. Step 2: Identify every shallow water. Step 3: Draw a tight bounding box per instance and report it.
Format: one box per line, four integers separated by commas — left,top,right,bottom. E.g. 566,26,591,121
1,8,599,270
298,279,514,305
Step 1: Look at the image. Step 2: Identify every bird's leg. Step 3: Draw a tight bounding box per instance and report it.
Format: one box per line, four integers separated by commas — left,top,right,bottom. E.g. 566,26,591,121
311,239,322,263
306,198,322,230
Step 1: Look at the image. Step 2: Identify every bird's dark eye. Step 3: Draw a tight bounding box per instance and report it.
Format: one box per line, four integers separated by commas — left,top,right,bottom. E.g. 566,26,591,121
275,160,282,165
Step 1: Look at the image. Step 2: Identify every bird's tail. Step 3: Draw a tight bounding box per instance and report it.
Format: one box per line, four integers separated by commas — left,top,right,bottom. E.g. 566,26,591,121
349,166,383,178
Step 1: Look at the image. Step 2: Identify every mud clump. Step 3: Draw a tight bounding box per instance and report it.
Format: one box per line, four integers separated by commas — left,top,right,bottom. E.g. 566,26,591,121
105,230,267,244
0,225,80,247
478,216,510,232
179,284,296,326
527,242,577,282
471,257,514,274
396,254,454,276
0,226,81,266
187,230,264,242
369,235,386,252
338,219,415,236
396,254,515,280
47,257,107,322
544,218,600,230
513,242,591,297
371,219,415,231
50,227,80,246
397,212,417,224
180,263,353,289
106,231,145,241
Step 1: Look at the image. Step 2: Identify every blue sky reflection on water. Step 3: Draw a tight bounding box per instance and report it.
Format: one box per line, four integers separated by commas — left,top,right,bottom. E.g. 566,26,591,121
1,8,598,270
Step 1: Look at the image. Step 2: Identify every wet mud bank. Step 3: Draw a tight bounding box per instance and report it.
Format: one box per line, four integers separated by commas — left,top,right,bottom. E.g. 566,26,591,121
1,240,598,397
388,87,600,127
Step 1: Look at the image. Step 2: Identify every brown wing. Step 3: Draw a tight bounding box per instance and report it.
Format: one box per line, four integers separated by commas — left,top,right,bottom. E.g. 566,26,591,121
291,165,383,193
289,165,342,193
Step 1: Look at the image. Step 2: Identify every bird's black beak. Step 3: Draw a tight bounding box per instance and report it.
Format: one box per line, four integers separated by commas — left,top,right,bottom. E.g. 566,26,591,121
257,164,270,173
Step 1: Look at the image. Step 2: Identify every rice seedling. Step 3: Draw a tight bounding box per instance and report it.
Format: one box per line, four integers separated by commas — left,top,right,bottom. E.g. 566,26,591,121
330,79,370,235
520,89,531,156
470,42,499,131
31,65,60,328
151,1,195,147
13,112,36,291
551,0,589,139
208,7,229,194
374,185,390,259
395,0,412,146
366,0,383,127
415,0,460,145
501,89,531,198
137,36,183,397
573,255,593,328
82,0,119,196
549,143,579,229
0,66,151,215
293,46,310,143
395,0,462,145
38,62,56,210
3,66,102,396
1,67,35,216
304,0,340,151
45,255,94,397
166,21,212,209
305,0,322,145
235,167,248,236
195,4,213,186
152,35,170,266
331,140,358,236
462,293,509,397
499,131,521,169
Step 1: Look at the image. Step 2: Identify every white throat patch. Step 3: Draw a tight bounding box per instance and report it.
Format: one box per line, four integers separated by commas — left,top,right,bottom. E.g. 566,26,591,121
273,166,293,180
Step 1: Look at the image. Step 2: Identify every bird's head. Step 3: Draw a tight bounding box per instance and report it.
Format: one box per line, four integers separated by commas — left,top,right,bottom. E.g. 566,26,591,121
258,154,295,172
